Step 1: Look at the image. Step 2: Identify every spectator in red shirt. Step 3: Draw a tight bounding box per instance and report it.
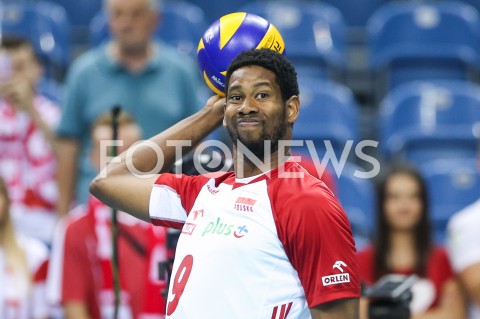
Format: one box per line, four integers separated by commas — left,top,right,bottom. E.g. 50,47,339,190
357,163,465,319
47,112,167,319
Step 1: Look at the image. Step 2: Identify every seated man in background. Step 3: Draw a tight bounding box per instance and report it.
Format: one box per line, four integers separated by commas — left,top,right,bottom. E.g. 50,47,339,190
0,35,61,245
47,112,167,319
55,0,203,216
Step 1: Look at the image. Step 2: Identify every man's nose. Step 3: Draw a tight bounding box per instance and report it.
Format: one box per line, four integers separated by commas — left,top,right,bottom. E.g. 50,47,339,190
238,98,258,115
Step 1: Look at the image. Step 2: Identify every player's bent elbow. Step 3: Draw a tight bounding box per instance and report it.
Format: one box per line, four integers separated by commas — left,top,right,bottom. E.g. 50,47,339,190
89,174,107,200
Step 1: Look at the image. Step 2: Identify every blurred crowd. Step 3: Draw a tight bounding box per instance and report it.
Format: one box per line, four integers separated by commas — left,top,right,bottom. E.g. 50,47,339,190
0,0,479,318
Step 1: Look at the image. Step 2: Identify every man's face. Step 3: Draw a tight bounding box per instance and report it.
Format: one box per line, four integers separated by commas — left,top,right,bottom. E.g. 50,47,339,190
106,0,158,53
224,65,289,157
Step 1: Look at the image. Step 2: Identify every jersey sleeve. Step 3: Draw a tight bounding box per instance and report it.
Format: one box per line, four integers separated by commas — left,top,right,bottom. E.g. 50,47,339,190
269,180,361,308
149,173,210,228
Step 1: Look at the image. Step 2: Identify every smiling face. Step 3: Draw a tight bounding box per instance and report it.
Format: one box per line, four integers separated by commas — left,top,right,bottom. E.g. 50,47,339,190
223,65,292,158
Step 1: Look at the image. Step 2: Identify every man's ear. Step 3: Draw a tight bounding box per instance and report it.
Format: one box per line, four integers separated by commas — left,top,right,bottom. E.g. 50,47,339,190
223,102,227,127
286,96,300,124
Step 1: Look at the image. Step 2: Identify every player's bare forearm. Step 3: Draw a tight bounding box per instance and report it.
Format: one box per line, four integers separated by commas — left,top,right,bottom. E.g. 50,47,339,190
90,96,225,221
310,298,359,319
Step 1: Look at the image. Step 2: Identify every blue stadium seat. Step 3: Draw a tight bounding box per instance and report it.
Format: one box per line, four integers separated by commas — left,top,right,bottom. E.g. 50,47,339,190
47,0,101,27
1,2,71,72
241,1,347,78
420,159,480,243
336,162,376,250
367,1,480,90
90,1,207,56
462,0,480,13
186,0,256,25
379,80,480,166
292,77,359,159
322,0,385,27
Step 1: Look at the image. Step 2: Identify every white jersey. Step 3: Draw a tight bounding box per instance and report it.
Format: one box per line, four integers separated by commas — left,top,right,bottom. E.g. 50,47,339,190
447,199,480,319
149,162,360,319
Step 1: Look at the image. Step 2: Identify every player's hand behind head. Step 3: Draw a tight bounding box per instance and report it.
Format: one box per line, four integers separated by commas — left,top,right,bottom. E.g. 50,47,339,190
205,95,226,117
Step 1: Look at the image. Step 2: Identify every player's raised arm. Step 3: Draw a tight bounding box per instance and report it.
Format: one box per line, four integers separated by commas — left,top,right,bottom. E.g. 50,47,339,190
89,96,225,221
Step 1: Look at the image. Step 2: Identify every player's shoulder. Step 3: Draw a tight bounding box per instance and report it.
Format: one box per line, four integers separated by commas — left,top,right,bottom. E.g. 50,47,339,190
269,162,334,201
267,162,342,220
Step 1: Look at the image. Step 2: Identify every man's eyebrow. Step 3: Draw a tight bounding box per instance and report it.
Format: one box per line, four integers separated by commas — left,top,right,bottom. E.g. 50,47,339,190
253,81,272,88
228,81,272,92
229,85,241,92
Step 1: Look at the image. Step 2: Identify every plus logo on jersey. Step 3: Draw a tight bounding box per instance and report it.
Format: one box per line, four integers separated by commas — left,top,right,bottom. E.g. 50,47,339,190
234,197,257,212
322,260,351,286
201,217,249,238
233,225,248,238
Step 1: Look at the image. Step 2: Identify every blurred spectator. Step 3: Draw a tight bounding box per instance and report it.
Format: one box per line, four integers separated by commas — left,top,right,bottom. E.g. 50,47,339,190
447,143,480,319
0,35,61,245
357,164,465,319
56,0,202,216
0,176,50,319
47,111,167,319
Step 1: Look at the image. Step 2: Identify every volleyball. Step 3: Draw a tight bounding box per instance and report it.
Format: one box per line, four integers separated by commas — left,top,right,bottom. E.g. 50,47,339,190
197,12,285,96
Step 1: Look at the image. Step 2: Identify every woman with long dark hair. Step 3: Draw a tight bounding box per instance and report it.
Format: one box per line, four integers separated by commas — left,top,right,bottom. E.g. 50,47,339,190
357,164,465,319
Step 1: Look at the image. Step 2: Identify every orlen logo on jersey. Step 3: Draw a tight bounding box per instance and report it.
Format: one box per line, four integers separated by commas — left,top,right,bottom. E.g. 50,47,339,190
234,197,257,212
202,217,249,238
322,261,350,286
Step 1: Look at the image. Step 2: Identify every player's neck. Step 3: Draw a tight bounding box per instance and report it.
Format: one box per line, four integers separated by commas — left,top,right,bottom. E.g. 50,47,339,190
233,147,288,178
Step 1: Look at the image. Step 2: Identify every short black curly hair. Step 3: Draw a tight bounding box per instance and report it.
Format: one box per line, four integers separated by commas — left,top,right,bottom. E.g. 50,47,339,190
225,48,299,102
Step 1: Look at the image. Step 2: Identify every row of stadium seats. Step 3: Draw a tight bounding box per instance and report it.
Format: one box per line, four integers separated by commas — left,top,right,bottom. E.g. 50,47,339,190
3,0,480,88
1,0,478,247
293,77,480,166
10,0,480,33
